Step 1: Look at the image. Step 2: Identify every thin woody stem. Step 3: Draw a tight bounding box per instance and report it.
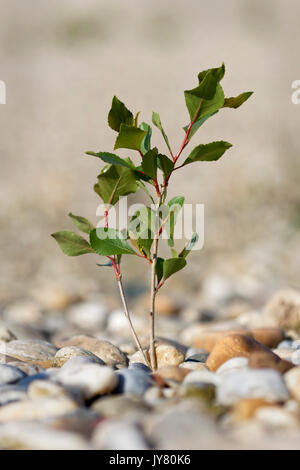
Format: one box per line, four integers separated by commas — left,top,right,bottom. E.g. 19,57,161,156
117,274,151,368
104,200,150,368
149,193,163,370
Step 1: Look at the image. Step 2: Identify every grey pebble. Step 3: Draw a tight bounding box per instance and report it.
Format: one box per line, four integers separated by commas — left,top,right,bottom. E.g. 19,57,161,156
116,369,153,396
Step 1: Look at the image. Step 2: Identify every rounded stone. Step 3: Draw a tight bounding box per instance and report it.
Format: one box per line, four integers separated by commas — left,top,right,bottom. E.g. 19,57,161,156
192,328,250,352
216,357,249,375
255,406,299,428
116,369,153,396
206,334,280,372
52,346,106,367
92,394,149,417
28,380,70,400
263,289,300,331
183,369,219,386
249,350,294,374
156,344,185,367
217,369,290,406
0,364,26,385
4,340,57,368
56,363,118,400
251,328,285,349
179,362,208,371
0,326,16,343
128,362,151,373
0,385,27,406
157,365,190,382
186,353,209,363
0,397,78,422
54,335,128,367
232,398,274,422
285,367,300,401
67,302,107,330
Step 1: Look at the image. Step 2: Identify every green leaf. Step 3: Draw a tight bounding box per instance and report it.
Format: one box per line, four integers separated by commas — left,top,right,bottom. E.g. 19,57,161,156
108,96,134,132
141,148,158,179
157,154,174,178
223,91,253,109
51,231,94,256
136,180,155,204
94,164,139,206
68,213,95,234
184,83,225,122
198,63,225,83
166,196,185,247
183,111,218,141
137,230,153,258
114,124,147,151
179,232,199,258
85,151,134,168
140,122,152,154
96,261,113,267
152,112,173,156
90,228,136,255
155,257,164,284
163,257,187,281
183,141,232,165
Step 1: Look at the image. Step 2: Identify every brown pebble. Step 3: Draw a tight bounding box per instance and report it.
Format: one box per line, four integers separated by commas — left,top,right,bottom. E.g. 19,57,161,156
193,328,251,352
249,350,294,374
157,366,190,383
233,398,274,422
206,334,280,372
251,328,285,349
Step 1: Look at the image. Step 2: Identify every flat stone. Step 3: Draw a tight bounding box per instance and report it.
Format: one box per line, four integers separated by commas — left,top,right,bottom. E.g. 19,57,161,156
52,346,105,367
4,340,57,368
54,335,128,367
217,369,290,406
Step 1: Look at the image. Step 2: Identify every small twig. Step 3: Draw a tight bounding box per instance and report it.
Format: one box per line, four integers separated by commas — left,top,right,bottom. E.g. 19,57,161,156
117,274,151,368
149,194,163,370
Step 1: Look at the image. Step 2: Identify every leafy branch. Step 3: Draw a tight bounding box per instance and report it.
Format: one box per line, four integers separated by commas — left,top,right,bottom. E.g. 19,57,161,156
52,64,253,370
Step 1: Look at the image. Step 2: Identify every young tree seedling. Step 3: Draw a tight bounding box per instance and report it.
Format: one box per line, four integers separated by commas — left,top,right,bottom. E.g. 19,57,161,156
52,64,253,370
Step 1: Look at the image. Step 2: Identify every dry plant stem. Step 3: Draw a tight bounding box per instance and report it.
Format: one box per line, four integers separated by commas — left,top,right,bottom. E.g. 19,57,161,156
117,275,151,368
149,194,163,370
105,207,150,368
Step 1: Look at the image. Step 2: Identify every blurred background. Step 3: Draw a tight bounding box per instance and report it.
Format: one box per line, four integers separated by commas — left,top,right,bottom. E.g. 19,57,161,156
0,0,300,316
